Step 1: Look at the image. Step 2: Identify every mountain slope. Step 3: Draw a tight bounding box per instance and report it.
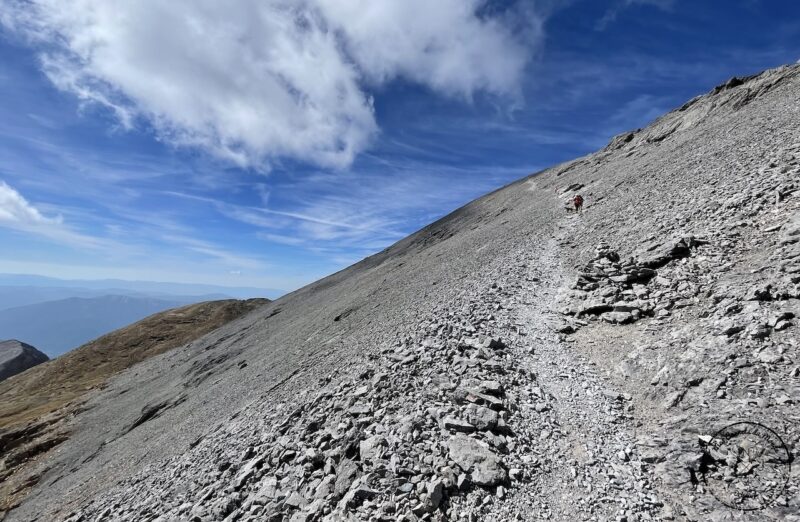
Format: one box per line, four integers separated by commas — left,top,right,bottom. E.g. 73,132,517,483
6,65,800,522
0,295,193,357
0,298,268,515
0,341,48,383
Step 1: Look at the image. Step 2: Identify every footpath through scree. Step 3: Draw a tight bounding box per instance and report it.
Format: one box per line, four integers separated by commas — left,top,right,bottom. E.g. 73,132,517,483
480,214,660,521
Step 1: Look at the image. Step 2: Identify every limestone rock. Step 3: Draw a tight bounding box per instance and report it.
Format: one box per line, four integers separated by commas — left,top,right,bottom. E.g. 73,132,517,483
447,435,507,486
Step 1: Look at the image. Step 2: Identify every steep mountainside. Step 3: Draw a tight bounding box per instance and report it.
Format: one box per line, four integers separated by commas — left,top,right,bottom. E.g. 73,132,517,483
0,298,268,516
0,341,48,383
0,295,199,357
6,65,800,522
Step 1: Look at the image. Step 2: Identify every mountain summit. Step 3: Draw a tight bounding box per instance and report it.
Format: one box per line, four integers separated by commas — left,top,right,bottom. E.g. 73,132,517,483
0,340,48,383
5,64,800,521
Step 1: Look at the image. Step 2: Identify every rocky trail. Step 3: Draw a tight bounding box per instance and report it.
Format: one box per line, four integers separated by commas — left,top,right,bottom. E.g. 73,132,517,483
461,216,650,522
4,65,800,522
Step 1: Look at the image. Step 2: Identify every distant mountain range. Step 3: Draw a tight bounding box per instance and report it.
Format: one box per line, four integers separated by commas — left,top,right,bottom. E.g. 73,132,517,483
0,274,284,302
0,274,282,357
0,285,229,312
0,295,195,357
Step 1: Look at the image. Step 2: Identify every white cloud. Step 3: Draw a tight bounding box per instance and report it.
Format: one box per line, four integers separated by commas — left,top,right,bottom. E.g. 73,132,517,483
165,161,527,265
316,0,531,99
1,0,537,169
163,234,268,270
0,180,102,247
0,179,62,226
608,94,670,127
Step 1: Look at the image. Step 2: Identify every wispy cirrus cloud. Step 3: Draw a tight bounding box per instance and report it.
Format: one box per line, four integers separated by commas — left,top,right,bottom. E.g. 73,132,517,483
161,235,268,271
164,159,535,263
0,173,270,278
164,189,405,254
596,0,675,30
1,0,540,170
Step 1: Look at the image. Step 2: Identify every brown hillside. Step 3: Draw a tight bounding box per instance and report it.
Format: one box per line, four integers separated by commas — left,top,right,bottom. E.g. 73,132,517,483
0,297,267,514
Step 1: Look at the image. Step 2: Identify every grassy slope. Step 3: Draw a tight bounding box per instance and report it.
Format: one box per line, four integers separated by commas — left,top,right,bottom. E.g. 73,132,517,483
0,298,268,429
0,298,267,514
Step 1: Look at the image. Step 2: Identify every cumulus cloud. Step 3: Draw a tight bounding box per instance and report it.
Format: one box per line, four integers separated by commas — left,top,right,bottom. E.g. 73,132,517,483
1,0,537,169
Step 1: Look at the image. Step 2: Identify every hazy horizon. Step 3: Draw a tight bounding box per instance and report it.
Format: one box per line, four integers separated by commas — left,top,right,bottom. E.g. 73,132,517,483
0,272,285,299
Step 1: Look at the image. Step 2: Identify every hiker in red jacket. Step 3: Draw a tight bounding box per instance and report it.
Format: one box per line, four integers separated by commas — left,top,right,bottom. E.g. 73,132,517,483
573,194,584,212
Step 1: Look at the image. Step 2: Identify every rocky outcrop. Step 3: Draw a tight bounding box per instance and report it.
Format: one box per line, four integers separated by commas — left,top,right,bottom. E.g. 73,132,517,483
557,236,709,329
0,340,48,383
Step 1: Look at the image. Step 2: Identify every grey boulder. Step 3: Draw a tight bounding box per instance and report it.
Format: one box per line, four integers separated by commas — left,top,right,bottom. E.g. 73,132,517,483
447,435,507,486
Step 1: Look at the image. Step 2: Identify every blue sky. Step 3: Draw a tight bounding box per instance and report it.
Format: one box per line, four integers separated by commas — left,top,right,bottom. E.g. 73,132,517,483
0,0,798,293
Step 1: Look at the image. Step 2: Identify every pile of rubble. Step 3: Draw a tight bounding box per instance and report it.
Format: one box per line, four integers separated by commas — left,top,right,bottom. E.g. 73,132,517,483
66,280,547,522
558,237,704,330
224,334,518,522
